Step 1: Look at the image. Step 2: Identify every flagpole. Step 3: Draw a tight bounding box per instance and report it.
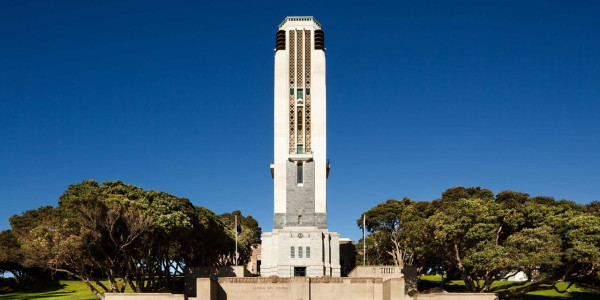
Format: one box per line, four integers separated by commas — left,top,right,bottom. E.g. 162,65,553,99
235,215,238,266
363,214,366,266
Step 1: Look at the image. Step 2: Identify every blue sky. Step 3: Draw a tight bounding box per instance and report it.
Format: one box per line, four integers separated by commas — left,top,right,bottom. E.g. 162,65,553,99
1,1,598,242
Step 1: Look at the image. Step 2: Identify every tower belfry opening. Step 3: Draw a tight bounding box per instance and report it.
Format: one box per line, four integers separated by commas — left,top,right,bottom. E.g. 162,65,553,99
260,16,341,277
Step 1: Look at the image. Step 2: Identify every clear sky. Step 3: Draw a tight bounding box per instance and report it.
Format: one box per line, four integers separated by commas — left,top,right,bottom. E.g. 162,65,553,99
1,1,599,242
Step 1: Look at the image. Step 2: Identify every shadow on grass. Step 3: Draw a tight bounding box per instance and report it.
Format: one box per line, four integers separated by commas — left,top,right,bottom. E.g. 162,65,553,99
419,277,600,300
0,290,77,300
418,278,468,293
508,291,600,300
0,280,72,300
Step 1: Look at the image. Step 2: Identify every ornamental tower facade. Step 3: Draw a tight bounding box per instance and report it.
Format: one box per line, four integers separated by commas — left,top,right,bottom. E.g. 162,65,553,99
261,16,341,278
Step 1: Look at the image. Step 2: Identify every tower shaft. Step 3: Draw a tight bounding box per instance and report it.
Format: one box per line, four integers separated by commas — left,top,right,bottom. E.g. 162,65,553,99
273,17,327,229
262,17,340,278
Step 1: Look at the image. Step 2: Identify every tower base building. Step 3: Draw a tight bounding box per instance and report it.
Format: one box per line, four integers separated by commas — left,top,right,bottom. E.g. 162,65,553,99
261,227,340,277
260,17,341,277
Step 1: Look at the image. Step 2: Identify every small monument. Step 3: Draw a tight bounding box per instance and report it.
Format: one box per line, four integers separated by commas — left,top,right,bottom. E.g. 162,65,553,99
260,16,341,277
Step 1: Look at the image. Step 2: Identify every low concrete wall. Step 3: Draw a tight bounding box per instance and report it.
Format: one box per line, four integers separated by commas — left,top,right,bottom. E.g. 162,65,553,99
348,266,417,281
211,276,391,300
185,266,251,296
348,266,404,278
105,293,185,300
107,276,497,300
415,293,498,300
217,277,310,300
196,278,219,300
382,278,405,300
311,277,383,300
347,265,418,298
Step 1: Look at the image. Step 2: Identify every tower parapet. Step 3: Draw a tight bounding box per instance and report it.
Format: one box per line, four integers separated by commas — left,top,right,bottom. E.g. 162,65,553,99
278,16,322,29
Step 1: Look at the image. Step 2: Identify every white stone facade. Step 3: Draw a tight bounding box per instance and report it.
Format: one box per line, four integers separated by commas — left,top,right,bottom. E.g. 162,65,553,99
262,16,340,277
261,227,340,277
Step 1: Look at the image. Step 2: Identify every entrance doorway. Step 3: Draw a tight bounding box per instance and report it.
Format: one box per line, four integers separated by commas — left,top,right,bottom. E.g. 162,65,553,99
294,267,306,277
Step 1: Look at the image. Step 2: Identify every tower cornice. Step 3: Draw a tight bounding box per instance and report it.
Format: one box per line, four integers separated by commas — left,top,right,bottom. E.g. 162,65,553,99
279,16,322,30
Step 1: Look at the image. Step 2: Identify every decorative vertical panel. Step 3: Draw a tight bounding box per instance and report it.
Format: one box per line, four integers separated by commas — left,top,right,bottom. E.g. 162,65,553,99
304,30,312,152
287,29,313,154
297,109,303,146
296,30,304,147
297,30,303,89
289,31,296,153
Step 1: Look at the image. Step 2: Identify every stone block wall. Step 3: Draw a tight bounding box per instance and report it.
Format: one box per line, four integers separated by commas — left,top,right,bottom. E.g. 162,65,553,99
108,266,497,300
273,161,327,229
284,160,316,226
213,276,384,300
185,266,251,297
107,277,498,300
216,277,310,300
310,277,383,300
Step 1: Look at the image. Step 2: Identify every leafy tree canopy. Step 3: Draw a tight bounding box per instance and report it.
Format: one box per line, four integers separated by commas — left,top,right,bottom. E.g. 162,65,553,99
8,180,244,300
359,187,600,299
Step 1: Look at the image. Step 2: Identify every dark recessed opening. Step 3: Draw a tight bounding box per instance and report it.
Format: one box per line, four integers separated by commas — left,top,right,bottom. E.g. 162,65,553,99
276,30,286,51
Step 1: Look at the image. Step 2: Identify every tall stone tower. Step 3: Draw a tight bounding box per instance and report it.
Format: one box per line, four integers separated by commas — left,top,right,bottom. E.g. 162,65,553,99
261,16,341,278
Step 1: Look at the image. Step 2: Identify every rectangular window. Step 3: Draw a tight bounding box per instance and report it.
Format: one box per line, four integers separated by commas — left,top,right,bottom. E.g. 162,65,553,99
298,246,303,258
306,247,310,258
306,88,310,95
297,144,304,154
291,246,295,258
297,163,303,184
290,88,294,96
294,267,306,277
297,89,304,99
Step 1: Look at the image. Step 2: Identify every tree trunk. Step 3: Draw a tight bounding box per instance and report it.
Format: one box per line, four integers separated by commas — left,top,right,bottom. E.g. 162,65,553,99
93,278,110,293
10,271,21,284
108,270,118,292
120,276,128,293
451,242,475,291
80,276,105,300
389,238,404,267
128,277,138,293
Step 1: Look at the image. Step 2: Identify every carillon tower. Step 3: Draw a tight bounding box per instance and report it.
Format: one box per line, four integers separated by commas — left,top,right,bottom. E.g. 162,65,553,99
261,16,341,278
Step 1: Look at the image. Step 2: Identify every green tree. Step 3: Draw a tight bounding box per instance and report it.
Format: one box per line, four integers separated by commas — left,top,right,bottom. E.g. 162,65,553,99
492,196,600,298
586,201,600,216
181,206,234,267
9,180,235,299
360,187,600,299
355,231,395,266
441,186,494,202
358,198,431,268
427,188,600,298
0,230,26,283
219,210,262,266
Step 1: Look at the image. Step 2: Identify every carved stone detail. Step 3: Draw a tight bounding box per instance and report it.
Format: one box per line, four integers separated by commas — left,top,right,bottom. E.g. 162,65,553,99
305,30,311,152
289,30,296,153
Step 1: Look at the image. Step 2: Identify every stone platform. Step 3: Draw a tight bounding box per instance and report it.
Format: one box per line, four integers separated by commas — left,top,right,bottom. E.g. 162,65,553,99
105,266,498,300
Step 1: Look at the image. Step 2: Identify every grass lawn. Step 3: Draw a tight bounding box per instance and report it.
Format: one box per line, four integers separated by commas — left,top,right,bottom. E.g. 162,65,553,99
0,279,132,300
419,275,600,299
